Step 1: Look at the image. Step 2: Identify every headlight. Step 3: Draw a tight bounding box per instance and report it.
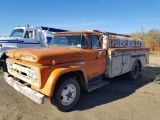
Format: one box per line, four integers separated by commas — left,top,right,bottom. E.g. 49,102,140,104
6,60,14,69
6,52,14,57
20,55,36,62
27,68,39,81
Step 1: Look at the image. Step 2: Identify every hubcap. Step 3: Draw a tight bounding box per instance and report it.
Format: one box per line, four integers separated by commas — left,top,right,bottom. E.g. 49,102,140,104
60,84,76,106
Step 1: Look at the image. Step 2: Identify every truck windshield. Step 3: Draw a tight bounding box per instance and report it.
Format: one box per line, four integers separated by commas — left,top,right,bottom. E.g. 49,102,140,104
50,34,87,48
10,29,24,37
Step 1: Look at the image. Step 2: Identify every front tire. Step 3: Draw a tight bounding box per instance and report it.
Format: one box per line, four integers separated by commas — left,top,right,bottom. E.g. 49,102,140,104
0,61,8,72
52,77,80,112
2,62,8,72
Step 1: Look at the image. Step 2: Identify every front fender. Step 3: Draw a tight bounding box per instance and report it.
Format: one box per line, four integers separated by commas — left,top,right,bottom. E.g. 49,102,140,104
40,66,86,97
0,47,18,58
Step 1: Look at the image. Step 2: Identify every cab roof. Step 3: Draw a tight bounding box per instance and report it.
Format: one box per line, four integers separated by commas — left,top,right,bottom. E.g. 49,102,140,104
54,30,130,37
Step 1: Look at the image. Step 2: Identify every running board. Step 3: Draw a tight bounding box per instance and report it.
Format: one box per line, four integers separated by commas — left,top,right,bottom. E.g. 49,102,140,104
87,75,109,92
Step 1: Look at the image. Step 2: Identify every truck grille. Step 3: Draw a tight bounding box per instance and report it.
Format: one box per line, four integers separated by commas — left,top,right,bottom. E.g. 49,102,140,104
6,60,40,87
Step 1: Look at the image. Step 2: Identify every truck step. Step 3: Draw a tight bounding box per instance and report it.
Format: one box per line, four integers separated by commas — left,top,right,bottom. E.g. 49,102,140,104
87,76,109,92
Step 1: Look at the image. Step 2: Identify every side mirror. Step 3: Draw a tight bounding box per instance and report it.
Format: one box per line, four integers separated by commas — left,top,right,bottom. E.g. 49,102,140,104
102,35,109,50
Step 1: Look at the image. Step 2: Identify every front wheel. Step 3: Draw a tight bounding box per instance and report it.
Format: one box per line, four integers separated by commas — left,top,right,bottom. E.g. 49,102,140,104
0,61,8,72
2,62,8,72
52,77,80,112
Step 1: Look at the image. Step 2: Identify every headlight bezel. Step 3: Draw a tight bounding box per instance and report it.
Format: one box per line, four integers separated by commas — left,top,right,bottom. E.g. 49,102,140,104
27,68,39,81
6,60,14,69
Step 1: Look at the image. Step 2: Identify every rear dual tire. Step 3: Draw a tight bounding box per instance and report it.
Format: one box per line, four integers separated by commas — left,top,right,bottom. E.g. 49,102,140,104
128,62,140,80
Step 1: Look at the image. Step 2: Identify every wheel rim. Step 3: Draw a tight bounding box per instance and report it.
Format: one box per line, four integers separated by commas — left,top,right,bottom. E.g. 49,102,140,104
60,84,76,106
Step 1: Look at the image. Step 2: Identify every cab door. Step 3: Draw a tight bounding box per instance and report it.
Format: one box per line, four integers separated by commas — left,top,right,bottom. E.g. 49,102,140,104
84,35,106,79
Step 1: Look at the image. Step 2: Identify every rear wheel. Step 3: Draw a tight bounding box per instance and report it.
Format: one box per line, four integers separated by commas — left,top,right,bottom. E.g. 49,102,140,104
52,77,80,112
128,62,140,80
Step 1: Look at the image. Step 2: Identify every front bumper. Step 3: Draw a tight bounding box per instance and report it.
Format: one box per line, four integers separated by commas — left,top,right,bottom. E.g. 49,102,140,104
4,72,44,104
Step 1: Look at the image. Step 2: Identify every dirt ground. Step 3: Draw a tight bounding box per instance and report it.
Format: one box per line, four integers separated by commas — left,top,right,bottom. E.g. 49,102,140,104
0,52,160,120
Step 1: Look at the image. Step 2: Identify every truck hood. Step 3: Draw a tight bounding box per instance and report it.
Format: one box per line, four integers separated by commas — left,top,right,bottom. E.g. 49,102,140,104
0,37,21,41
6,46,83,64
0,37,22,47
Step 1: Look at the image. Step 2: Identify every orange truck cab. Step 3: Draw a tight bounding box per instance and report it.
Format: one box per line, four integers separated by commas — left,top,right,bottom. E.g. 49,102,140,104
4,30,149,111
